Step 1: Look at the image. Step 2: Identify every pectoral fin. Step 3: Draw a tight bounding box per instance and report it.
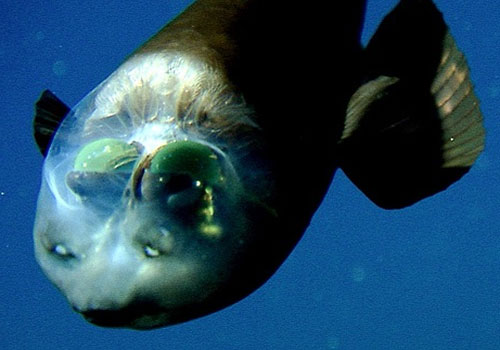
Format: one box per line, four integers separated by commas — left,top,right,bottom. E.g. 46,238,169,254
34,90,70,157
339,0,484,209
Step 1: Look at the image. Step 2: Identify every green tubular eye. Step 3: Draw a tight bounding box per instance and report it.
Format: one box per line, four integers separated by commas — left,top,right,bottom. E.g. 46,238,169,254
74,138,139,172
145,141,228,239
150,140,222,185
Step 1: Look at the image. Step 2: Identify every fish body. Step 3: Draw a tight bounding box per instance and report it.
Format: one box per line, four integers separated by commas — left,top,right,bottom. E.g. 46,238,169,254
33,0,484,329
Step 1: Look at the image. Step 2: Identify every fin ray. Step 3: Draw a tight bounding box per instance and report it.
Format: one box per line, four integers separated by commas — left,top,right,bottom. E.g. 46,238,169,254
339,0,485,209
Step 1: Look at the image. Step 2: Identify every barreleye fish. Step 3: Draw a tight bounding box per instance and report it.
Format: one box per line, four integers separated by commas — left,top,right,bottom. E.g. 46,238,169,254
33,0,484,329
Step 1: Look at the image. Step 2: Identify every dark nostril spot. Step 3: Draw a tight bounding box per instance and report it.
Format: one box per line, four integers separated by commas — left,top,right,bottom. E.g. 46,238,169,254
49,243,78,262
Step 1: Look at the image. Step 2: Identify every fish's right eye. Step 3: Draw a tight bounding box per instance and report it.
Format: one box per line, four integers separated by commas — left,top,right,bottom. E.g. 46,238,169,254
65,138,141,212
73,138,140,173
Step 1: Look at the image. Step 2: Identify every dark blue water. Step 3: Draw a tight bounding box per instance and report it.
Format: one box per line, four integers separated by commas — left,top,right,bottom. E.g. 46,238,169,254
1,1,499,349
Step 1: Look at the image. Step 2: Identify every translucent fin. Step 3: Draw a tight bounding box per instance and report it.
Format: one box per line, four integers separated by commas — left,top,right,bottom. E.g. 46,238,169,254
431,31,484,168
339,0,485,209
34,90,70,156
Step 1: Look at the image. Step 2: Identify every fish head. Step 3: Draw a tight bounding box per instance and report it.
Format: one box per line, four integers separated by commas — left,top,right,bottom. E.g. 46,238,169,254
33,54,284,329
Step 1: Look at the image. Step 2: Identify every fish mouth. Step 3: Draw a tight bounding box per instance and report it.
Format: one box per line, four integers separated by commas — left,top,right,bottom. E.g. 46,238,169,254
78,304,170,329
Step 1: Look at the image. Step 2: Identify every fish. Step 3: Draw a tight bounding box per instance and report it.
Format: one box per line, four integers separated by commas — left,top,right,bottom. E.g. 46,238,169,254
33,0,484,329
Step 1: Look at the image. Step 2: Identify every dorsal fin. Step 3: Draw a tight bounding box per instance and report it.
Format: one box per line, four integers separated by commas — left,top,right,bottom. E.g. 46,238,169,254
339,0,485,209
34,90,70,157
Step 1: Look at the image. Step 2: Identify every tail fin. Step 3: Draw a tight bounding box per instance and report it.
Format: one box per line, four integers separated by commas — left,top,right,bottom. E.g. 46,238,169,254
339,0,484,209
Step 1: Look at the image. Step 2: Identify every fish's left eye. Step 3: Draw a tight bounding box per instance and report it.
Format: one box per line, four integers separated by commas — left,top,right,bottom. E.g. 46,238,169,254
139,140,223,206
149,140,223,184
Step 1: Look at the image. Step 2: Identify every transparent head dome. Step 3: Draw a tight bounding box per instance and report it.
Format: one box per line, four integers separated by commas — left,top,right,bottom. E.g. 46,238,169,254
34,54,284,329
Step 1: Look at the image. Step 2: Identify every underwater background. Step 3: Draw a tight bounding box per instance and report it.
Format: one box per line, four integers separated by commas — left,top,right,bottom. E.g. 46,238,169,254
1,0,499,349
